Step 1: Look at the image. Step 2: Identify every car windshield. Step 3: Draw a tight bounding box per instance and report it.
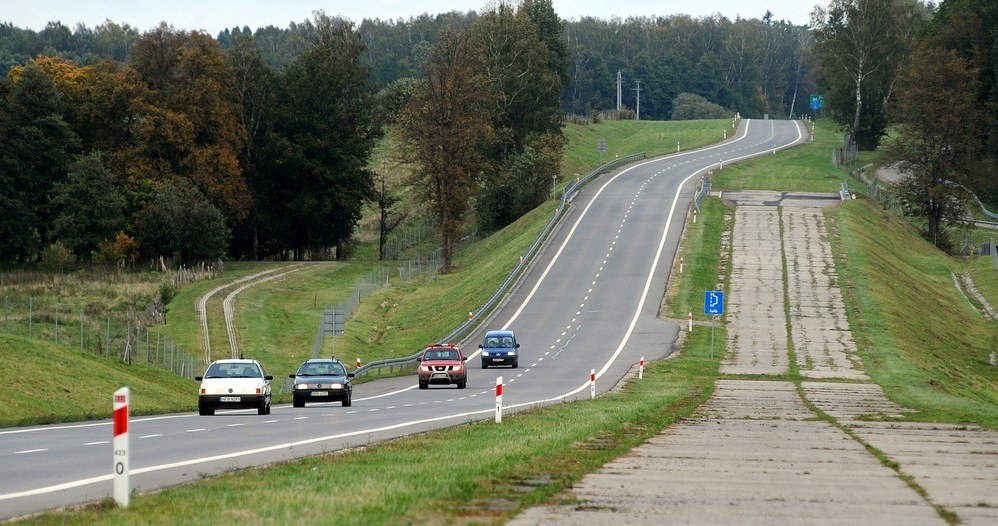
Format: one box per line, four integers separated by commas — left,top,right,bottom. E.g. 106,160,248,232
426,349,458,361
204,363,260,378
485,337,500,347
298,363,346,376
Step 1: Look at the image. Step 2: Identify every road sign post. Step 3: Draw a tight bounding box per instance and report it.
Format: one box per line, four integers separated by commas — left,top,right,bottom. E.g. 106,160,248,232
112,387,130,508
704,291,725,360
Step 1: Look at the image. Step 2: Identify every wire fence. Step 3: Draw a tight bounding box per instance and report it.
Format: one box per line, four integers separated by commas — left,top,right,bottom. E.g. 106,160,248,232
1,296,197,378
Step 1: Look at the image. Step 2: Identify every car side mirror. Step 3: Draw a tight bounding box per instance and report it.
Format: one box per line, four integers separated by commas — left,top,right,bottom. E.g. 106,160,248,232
347,373,355,378
264,375,274,381
288,374,296,379
515,343,520,348
478,344,484,349
195,376,203,381
462,356,467,362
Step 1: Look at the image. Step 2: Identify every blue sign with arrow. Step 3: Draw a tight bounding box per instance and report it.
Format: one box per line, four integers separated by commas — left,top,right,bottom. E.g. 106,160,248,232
704,291,724,315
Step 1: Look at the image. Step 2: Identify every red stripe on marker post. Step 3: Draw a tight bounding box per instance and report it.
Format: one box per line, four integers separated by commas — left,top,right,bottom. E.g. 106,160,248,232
113,403,128,437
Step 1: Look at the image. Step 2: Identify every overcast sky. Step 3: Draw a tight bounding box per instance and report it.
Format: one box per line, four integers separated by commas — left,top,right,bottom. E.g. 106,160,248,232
3,1,828,35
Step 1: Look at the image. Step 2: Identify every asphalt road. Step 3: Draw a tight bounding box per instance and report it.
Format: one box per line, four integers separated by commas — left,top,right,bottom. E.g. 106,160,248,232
0,118,809,520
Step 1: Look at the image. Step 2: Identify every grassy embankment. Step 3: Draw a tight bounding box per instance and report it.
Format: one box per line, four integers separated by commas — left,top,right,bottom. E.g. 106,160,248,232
9,117,997,524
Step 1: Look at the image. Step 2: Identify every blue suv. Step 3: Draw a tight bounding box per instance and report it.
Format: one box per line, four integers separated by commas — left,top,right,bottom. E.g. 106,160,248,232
479,330,519,369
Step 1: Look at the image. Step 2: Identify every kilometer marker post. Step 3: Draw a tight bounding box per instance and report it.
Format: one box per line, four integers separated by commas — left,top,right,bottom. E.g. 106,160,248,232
112,387,130,507
495,376,503,423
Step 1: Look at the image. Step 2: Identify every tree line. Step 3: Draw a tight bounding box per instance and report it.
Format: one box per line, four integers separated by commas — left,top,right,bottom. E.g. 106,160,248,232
4,7,817,122
0,1,567,270
0,14,380,265
2,0,995,264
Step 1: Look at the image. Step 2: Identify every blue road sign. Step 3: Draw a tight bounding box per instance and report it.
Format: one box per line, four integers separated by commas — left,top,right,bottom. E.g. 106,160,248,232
810,94,825,110
704,291,724,315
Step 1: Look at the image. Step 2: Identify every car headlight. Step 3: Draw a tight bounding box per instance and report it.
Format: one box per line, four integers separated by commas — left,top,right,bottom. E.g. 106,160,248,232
295,383,307,390
481,350,489,356
330,383,343,389
508,351,516,356
451,364,464,372
419,365,430,372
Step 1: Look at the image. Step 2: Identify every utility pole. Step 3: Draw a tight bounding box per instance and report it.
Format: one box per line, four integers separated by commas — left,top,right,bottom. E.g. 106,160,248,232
616,70,622,112
634,79,641,121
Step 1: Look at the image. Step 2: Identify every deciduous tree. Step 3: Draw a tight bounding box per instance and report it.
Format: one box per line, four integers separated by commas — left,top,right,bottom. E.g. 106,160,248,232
811,0,922,149
889,47,981,249
397,28,495,272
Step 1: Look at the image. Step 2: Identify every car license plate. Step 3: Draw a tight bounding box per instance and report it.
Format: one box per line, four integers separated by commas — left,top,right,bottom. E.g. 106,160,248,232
431,373,448,379
492,358,503,362
220,396,241,402
311,391,328,397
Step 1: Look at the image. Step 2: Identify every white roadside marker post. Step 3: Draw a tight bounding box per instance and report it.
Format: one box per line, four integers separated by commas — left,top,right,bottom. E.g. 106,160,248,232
112,387,130,508
495,376,503,423
590,369,596,399
639,357,645,379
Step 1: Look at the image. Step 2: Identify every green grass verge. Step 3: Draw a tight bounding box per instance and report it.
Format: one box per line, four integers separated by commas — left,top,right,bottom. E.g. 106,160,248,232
831,199,998,427
713,119,853,193
665,197,728,321
0,334,195,427
18,320,721,526
561,119,733,178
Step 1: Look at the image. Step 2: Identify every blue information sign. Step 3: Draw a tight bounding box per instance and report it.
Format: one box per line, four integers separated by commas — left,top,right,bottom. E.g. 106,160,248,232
810,94,825,110
704,291,724,315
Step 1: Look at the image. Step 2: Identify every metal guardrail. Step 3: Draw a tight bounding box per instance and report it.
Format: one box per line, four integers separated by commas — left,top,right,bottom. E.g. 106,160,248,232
694,176,712,210
352,152,647,378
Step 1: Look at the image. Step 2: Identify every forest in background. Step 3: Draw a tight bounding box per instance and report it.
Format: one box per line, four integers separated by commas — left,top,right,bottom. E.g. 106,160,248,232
2,9,813,122
0,0,995,266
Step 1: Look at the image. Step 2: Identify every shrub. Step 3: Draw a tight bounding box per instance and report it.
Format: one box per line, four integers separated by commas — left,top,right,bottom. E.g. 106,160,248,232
40,241,74,271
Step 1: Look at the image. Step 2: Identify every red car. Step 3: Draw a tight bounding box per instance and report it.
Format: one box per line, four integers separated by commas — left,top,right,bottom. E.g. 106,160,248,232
417,344,468,389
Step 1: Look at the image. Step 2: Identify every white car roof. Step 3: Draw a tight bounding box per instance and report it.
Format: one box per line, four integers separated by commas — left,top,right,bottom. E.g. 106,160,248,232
212,359,258,364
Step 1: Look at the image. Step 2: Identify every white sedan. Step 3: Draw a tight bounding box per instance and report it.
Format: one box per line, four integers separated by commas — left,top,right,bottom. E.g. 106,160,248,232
195,359,273,416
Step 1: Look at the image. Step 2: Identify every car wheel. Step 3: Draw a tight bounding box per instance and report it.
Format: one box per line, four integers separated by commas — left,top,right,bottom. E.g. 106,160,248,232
481,361,488,369
198,403,214,416
513,360,519,369
259,399,271,415
458,379,467,389
343,393,352,407
419,380,428,390
293,399,304,408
